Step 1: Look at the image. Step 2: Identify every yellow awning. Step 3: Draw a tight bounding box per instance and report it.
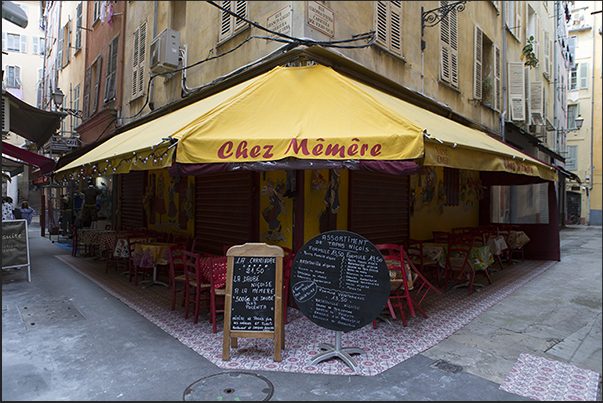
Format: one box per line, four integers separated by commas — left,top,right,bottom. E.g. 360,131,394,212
55,64,556,182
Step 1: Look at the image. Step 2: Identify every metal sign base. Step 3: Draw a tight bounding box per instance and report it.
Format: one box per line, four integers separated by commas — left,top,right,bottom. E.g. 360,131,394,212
308,330,365,371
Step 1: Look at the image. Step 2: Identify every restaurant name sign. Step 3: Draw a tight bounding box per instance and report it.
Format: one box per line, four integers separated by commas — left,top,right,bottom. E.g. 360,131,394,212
502,158,536,175
217,138,384,161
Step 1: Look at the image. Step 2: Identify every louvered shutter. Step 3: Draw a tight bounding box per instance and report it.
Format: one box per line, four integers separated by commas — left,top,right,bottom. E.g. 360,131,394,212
33,37,39,54
579,62,588,89
63,22,71,66
474,25,483,100
104,36,119,102
20,35,27,53
58,28,64,67
132,27,139,97
494,45,501,111
138,23,146,96
440,1,458,87
92,56,102,114
524,66,531,123
530,81,544,124
543,31,550,77
375,1,402,56
508,62,525,121
218,1,232,43
449,4,459,87
234,1,247,32
83,65,91,118
75,2,82,50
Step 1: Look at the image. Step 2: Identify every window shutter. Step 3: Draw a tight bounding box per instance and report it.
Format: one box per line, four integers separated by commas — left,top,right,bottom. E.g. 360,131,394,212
515,2,521,41
2,32,6,52
92,56,102,114
138,22,146,96
494,45,501,111
543,31,550,77
530,81,544,124
83,65,91,118
58,27,64,68
76,2,83,50
219,1,233,43
449,4,458,87
63,22,71,66
474,25,483,100
375,1,402,56
579,62,588,89
524,66,531,122
20,35,27,53
233,1,248,32
440,1,451,83
15,66,21,88
568,36,577,67
104,36,119,102
508,62,525,121
132,27,139,97
33,37,39,54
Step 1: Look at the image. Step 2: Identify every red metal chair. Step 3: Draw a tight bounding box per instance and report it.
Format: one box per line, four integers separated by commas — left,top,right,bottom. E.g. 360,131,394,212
167,244,187,311
182,250,212,324
400,243,442,306
443,233,491,294
207,256,228,333
126,235,151,285
403,237,441,288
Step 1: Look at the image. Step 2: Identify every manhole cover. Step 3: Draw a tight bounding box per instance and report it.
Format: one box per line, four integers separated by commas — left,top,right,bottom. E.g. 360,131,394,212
17,299,85,329
430,359,463,374
183,372,274,401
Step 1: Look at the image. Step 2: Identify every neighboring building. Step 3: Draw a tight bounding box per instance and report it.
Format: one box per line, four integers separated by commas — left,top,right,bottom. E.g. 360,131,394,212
565,0,602,225
2,0,46,209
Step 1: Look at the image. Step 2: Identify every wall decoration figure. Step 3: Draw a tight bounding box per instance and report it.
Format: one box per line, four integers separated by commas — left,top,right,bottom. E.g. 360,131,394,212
311,170,328,191
324,169,341,214
154,173,167,217
168,176,179,218
261,178,287,243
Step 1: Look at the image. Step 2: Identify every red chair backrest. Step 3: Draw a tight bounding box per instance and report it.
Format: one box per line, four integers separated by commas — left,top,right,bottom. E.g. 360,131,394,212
182,250,202,285
208,256,228,289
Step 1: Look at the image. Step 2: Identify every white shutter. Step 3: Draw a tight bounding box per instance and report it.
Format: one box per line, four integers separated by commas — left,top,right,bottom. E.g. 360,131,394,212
375,1,402,56
508,62,525,121
474,25,483,100
132,27,139,97
530,81,544,124
543,31,550,77
233,1,248,32
219,1,233,43
579,62,588,89
58,27,64,68
524,66,531,123
33,37,39,54
2,32,6,52
440,1,458,86
494,45,501,111
15,66,21,88
20,35,27,53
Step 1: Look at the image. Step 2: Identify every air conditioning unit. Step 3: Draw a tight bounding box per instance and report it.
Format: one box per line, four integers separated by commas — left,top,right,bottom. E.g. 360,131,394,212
149,28,180,73
2,96,10,135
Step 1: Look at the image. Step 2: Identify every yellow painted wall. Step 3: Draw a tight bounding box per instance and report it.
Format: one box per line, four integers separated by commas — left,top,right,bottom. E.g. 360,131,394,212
409,167,482,241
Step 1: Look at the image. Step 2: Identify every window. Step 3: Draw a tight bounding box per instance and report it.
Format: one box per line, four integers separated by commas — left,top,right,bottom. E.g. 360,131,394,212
570,66,578,90
218,1,248,44
473,25,501,110
131,22,147,100
439,0,459,87
568,35,577,67
566,145,578,171
5,66,21,88
579,62,588,89
490,183,549,224
75,2,83,51
543,31,552,78
104,36,119,103
567,104,579,130
374,1,402,57
32,37,45,55
443,168,459,206
526,6,539,57
530,81,544,124
93,1,101,25
4,33,25,52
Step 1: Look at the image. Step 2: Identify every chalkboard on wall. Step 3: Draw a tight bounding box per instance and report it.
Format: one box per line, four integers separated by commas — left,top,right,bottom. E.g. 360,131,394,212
223,243,285,362
291,231,390,332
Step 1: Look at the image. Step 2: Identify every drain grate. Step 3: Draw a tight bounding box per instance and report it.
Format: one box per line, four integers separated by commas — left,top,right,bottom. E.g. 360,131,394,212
17,299,86,329
183,372,274,401
430,359,463,374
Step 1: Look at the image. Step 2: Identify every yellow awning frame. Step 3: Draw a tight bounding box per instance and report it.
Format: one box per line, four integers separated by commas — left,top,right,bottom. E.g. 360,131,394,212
53,64,557,183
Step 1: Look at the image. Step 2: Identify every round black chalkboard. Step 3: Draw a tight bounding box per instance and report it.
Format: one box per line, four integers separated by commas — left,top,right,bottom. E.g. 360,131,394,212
290,231,390,332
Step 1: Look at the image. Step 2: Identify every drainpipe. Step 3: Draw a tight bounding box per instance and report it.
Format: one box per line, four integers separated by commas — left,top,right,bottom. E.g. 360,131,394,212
588,8,596,225
148,1,158,110
501,2,507,142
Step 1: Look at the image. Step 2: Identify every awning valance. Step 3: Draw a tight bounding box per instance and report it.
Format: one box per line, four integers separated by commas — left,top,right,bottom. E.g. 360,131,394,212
54,64,557,182
2,141,56,176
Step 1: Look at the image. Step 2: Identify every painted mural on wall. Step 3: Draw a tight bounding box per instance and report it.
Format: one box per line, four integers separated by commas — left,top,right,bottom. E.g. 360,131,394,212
410,167,482,216
260,175,289,243
143,169,194,234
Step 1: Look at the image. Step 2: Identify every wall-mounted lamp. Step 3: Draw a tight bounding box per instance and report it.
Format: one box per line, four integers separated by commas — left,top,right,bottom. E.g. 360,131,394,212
52,88,83,118
575,114,584,130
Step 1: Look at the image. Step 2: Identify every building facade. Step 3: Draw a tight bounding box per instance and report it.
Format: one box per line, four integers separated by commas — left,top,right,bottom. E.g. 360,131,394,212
42,1,577,251
565,0,602,225
2,0,46,208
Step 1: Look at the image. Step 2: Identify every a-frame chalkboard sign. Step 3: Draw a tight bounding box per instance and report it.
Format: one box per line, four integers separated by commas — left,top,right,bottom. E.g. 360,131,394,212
223,243,285,362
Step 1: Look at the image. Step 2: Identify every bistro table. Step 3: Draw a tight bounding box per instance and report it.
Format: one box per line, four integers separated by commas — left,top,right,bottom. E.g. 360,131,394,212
132,242,176,288
487,235,508,270
78,229,113,257
422,242,494,290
